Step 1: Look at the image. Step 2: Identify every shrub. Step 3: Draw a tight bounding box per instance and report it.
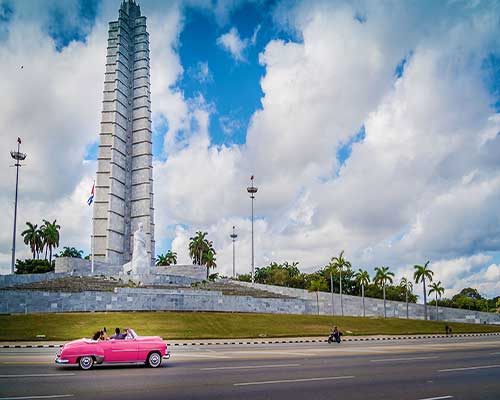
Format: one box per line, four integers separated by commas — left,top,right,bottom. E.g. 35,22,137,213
15,259,54,274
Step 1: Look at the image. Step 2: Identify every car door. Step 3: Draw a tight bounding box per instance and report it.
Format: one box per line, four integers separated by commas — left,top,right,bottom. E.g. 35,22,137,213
108,339,139,362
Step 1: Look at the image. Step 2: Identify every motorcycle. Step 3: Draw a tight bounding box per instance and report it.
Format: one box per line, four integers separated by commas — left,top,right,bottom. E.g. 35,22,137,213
327,332,342,344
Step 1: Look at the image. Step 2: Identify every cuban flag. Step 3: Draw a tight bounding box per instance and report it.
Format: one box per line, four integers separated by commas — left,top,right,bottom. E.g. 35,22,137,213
87,182,95,206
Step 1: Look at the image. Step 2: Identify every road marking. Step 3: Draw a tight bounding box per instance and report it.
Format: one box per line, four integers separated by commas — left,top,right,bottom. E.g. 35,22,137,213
417,396,453,400
0,395,73,400
173,354,231,359
439,364,500,372
0,362,52,365
370,356,438,363
0,374,75,378
229,351,314,356
490,352,500,355
234,375,355,386
201,363,300,371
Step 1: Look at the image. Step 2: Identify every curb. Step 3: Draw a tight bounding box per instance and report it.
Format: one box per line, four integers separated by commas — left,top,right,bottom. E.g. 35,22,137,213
1,332,499,348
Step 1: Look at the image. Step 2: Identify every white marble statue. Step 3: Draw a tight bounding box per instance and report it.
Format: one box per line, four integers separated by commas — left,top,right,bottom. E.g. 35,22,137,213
123,223,151,275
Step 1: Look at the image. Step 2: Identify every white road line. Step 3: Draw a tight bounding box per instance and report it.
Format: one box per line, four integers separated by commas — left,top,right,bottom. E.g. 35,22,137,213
201,363,300,371
439,364,500,372
229,351,314,356
490,352,500,355
370,356,438,363
173,354,231,359
234,375,355,386
417,396,453,400
0,374,75,378
0,395,73,400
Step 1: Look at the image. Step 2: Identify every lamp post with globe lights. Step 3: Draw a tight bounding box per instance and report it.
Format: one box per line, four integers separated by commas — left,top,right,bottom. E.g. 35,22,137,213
246,176,258,284
229,226,238,278
10,137,27,274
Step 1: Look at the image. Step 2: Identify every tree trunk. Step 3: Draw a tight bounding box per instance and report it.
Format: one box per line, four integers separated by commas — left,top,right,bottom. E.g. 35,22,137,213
316,291,319,315
362,284,365,317
406,289,409,319
340,268,343,316
383,284,386,318
423,279,427,320
436,293,438,321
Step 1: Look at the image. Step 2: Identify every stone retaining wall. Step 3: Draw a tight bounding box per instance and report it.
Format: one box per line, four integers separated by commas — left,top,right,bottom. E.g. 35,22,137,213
1,284,499,324
233,281,500,324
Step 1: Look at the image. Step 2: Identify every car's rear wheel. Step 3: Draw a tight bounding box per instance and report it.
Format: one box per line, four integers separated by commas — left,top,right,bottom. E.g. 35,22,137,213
79,356,94,370
146,351,162,368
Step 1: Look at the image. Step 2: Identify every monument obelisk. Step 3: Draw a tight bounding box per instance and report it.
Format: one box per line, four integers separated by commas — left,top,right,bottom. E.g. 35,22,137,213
93,0,155,265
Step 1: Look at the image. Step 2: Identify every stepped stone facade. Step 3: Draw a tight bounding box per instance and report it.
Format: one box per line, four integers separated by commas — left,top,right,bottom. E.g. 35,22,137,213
94,0,155,265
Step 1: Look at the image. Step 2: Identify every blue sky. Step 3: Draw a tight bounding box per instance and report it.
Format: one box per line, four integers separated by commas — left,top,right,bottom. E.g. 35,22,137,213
1,0,500,297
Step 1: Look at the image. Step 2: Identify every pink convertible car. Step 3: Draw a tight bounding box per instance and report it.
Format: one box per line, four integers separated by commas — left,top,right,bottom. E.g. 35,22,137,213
55,329,170,370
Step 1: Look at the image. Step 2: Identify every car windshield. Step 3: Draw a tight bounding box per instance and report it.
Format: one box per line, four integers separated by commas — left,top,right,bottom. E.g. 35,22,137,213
126,329,137,339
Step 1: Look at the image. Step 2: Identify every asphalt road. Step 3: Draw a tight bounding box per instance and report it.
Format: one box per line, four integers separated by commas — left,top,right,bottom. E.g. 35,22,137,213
0,336,499,400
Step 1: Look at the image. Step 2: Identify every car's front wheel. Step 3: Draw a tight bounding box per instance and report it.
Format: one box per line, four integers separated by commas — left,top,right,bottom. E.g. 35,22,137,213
79,356,94,370
146,351,162,368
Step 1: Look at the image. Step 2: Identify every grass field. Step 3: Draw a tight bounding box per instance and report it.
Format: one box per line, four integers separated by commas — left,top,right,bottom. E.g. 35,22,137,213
1,311,499,341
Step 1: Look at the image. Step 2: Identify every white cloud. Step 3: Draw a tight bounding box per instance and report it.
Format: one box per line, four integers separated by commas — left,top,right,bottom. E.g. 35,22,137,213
217,27,248,61
2,0,500,300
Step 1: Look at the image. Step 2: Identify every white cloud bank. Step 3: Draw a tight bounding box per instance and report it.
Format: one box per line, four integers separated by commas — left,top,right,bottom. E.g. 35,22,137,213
1,0,500,299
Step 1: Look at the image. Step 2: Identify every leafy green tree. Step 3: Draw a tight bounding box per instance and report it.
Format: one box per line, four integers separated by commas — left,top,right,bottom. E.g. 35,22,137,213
400,277,413,319
428,281,445,320
57,247,83,258
496,298,500,310
452,287,482,301
374,266,394,318
41,219,60,263
204,251,217,279
354,269,370,317
15,259,54,274
414,261,434,320
329,251,351,316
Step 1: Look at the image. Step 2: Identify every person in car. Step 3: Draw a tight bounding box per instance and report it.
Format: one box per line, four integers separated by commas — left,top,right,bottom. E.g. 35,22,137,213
111,327,126,340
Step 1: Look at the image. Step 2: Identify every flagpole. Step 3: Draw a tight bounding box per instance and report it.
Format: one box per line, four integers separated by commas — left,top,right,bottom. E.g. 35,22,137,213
91,180,95,275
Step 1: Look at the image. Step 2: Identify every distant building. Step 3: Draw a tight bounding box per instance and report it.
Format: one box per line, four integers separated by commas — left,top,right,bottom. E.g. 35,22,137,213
93,0,155,265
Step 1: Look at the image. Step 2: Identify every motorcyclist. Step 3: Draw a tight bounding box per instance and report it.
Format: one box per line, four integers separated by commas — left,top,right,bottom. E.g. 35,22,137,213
328,326,341,343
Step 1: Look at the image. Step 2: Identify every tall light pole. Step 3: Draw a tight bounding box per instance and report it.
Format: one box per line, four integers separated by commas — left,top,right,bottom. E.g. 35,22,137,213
229,226,237,278
10,137,27,274
246,176,258,284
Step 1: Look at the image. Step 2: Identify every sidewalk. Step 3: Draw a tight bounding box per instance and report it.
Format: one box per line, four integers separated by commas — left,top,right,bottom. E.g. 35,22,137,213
1,332,498,348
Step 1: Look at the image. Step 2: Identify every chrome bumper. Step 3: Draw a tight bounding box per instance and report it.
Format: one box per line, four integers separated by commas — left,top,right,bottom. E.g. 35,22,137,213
55,357,69,364
163,351,171,360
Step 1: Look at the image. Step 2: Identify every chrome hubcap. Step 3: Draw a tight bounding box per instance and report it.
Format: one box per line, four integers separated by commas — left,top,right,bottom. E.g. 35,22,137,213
81,357,92,369
150,353,160,366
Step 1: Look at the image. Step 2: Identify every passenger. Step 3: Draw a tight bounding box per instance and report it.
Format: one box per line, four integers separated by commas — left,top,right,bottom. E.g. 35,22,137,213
111,327,126,340
92,331,101,341
99,328,109,341
332,326,341,343
124,328,134,340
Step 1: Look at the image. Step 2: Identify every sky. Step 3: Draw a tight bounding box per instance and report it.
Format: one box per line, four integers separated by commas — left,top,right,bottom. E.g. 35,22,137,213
1,0,500,299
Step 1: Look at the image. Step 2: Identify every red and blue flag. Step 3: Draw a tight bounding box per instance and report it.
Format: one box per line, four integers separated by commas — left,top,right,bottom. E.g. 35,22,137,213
87,182,95,206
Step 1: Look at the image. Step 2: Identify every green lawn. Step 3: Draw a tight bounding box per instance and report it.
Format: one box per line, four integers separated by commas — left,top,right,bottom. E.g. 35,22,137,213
0,311,499,341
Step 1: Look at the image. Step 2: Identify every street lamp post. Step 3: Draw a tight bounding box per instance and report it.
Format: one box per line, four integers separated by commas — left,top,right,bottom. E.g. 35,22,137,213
10,137,27,274
246,176,258,284
229,226,238,278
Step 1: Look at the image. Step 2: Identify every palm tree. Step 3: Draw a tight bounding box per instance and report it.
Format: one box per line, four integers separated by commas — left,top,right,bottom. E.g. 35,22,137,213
165,250,177,265
189,231,208,265
429,281,445,321
400,277,413,319
414,261,434,320
330,250,351,316
156,250,178,266
374,266,394,318
354,269,370,317
21,222,39,259
57,247,83,258
41,219,60,264
308,279,324,315
204,251,217,279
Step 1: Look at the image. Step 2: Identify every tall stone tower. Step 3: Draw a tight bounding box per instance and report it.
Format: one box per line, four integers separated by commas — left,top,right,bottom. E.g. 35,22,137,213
94,0,155,265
